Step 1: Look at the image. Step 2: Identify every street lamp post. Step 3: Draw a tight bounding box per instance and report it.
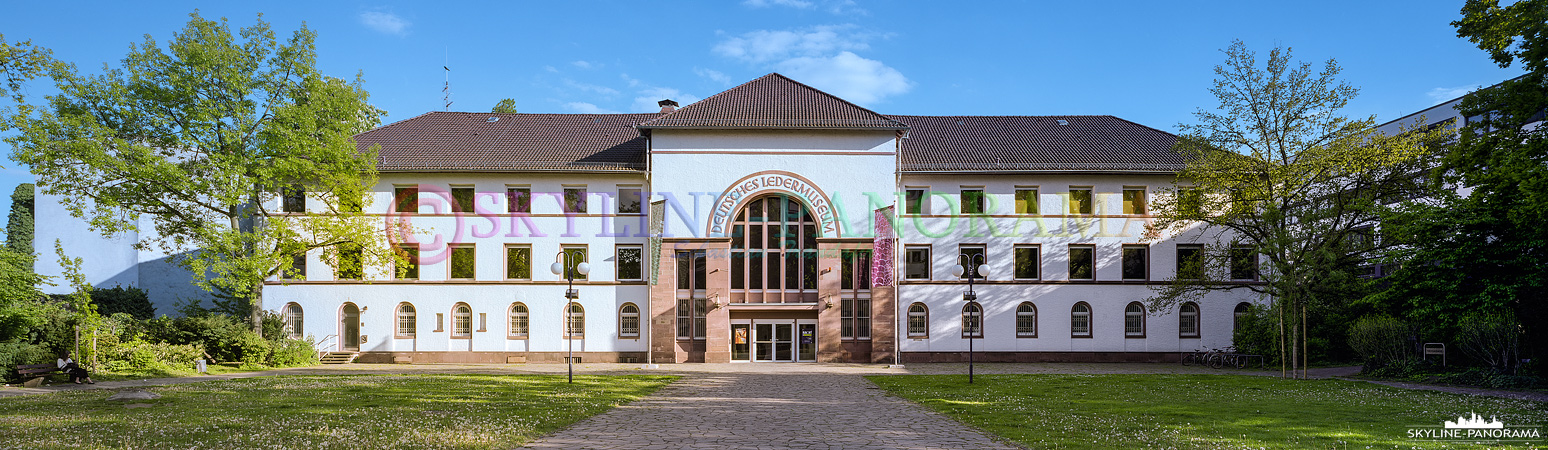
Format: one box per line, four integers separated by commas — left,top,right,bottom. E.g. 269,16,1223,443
551,252,590,383
951,254,987,384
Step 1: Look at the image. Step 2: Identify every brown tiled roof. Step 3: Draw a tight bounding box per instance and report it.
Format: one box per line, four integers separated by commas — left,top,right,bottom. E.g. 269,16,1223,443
358,112,659,172
889,115,1185,172
637,73,907,130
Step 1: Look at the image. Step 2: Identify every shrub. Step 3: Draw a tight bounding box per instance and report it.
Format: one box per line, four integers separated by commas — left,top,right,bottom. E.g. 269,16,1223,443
1348,315,1416,372
267,338,318,367
1231,304,1279,363
102,339,205,372
1455,311,1521,373
144,314,269,363
0,341,54,383
91,285,155,320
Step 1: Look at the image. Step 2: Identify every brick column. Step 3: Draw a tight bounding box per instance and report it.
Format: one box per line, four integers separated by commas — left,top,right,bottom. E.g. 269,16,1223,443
816,243,844,362
869,285,896,364
704,240,732,363
650,244,679,364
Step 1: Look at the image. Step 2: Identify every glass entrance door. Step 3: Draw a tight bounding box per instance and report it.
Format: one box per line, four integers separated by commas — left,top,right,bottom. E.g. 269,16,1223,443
797,323,816,361
734,319,816,362
754,323,775,361
731,324,751,361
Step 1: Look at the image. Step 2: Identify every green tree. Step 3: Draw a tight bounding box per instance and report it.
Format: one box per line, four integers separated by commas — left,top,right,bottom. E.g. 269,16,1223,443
5,12,399,336
7,183,33,257
0,34,60,104
1370,0,1547,373
491,98,518,114
1145,41,1448,378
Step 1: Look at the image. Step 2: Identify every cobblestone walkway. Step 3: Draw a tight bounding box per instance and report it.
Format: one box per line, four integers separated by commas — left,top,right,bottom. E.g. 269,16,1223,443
521,373,1022,450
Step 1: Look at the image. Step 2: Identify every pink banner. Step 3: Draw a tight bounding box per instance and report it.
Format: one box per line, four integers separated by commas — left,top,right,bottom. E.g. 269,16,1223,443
871,206,895,288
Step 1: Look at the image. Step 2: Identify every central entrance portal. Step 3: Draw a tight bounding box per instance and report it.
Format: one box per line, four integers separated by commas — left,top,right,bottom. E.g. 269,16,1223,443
731,319,816,362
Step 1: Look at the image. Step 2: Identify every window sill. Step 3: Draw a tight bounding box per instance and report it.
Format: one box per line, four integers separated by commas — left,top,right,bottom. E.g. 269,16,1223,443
394,335,416,339
1071,334,1092,339
507,335,529,340
1180,335,1200,339
451,335,471,340
1125,334,1146,339
1017,334,1038,339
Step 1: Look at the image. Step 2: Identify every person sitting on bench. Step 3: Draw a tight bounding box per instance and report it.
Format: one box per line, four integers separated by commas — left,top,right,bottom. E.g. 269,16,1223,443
57,353,94,384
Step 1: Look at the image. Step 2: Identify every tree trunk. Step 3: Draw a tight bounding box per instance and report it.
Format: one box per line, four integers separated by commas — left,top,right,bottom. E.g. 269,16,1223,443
1301,301,1308,379
251,283,264,337
1279,300,1286,378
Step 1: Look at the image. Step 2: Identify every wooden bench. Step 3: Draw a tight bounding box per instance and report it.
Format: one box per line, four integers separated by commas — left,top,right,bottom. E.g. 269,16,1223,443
15,363,61,388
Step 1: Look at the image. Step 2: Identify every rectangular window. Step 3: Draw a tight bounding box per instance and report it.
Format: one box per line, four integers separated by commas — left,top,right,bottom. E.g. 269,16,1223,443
904,246,931,280
506,186,531,213
1177,244,1204,280
904,188,927,214
1069,188,1093,214
284,252,306,279
1015,188,1039,214
1123,188,1147,215
562,245,587,280
563,187,587,213
616,245,643,281
336,243,362,280
450,245,476,279
394,186,417,214
1121,245,1148,280
282,186,305,213
1068,245,1094,280
841,298,872,340
505,245,531,280
618,187,642,214
676,250,707,340
958,245,986,279
960,188,985,214
394,244,419,280
435,313,444,332
1230,246,1258,280
1014,245,1040,280
452,186,475,213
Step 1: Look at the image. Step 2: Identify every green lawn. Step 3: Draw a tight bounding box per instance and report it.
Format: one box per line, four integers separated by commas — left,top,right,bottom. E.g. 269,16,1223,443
1,374,675,449
868,374,1548,449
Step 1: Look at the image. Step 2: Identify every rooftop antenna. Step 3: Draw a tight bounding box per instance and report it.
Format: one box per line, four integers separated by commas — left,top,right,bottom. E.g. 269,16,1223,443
442,49,453,111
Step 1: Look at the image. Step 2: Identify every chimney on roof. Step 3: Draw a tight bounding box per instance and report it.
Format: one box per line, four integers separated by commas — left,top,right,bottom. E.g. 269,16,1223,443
658,99,679,113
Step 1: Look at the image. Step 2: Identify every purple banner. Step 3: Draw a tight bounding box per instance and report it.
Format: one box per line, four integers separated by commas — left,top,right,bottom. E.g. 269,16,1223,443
872,206,895,288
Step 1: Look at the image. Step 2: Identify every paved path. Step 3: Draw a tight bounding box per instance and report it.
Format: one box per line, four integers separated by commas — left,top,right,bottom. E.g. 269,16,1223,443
520,373,1021,450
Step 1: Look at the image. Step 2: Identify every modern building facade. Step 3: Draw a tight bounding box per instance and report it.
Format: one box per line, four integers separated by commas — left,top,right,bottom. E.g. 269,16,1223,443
41,73,1264,364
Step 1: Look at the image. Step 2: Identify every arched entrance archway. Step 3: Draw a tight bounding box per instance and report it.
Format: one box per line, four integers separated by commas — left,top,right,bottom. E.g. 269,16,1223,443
340,302,361,352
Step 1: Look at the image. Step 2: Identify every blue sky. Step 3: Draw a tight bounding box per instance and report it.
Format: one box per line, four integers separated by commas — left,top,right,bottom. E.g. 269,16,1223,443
0,0,1527,221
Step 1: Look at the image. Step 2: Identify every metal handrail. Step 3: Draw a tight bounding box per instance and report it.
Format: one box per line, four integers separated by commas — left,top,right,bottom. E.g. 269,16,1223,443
316,334,339,355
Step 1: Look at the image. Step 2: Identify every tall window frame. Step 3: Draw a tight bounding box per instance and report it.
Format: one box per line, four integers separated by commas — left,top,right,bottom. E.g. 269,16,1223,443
393,185,418,214
1122,187,1147,215
960,187,986,215
562,186,587,214
1068,187,1093,215
560,245,588,281
508,303,529,338
1068,244,1095,281
840,249,872,340
564,302,585,338
619,303,640,338
449,244,476,280
616,245,644,282
451,185,475,213
1016,302,1038,338
676,250,708,340
506,185,531,213
452,303,473,337
335,243,363,280
904,246,931,280
396,303,416,338
1015,187,1039,214
729,194,819,302
283,252,306,280
1177,244,1204,280
907,303,928,338
1179,302,1200,338
505,245,532,280
904,187,928,215
1230,246,1258,280
958,245,987,279
1071,302,1092,338
961,302,983,338
281,185,305,213
1234,302,1251,333
282,303,303,339
1014,245,1040,280
1121,244,1149,281
1125,302,1147,338
394,244,419,280
617,187,642,214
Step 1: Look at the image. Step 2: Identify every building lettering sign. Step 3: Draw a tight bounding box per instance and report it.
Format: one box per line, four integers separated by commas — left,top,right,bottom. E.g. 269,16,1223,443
709,171,841,238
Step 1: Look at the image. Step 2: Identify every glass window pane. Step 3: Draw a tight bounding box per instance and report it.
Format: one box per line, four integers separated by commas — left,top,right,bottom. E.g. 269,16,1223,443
731,252,745,289
803,224,816,248
841,251,854,290
766,252,782,290
785,251,799,290
1070,189,1092,214
749,199,763,222
1123,189,1146,214
1015,189,1037,214
905,190,924,214
1015,247,1039,279
618,247,642,280
677,251,691,289
693,253,707,290
749,253,763,289
618,189,642,214
1069,246,1094,280
1122,247,1147,280
750,226,763,250
802,252,817,289
905,248,930,279
507,188,530,213
507,247,530,279
732,224,744,248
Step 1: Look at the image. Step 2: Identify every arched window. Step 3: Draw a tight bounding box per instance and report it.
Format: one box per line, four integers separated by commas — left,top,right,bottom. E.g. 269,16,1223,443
282,303,303,339
619,303,640,337
1234,302,1252,332
961,303,982,338
508,303,529,338
452,303,472,337
1125,302,1146,337
907,303,928,338
1016,302,1037,338
565,302,585,338
396,303,416,337
1180,302,1200,338
1071,302,1091,337
729,194,819,302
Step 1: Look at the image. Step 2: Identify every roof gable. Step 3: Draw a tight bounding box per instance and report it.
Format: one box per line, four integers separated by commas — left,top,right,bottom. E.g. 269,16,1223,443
638,73,907,130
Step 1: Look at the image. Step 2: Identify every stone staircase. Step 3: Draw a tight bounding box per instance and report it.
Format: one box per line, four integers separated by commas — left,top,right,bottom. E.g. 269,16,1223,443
319,352,359,365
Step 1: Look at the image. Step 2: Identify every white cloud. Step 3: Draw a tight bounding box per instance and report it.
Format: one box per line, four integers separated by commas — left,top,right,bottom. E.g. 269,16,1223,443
695,67,732,85
563,79,620,96
564,102,620,114
358,11,409,36
543,65,559,73
1427,84,1480,105
714,25,908,105
774,51,910,105
572,60,601,69
620,73,643,88
713,25,873,63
